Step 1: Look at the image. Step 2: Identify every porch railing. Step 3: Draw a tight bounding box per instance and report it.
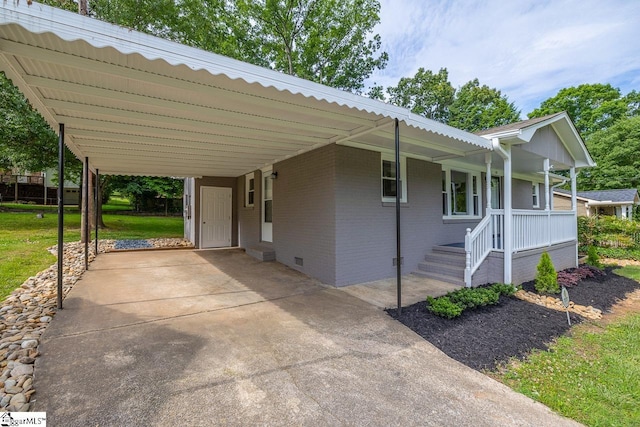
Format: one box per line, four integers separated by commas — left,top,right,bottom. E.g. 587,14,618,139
464,209,576,287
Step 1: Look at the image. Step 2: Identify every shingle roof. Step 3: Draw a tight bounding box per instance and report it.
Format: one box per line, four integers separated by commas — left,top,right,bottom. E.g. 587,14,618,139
475,113,565,136
555,188,639,203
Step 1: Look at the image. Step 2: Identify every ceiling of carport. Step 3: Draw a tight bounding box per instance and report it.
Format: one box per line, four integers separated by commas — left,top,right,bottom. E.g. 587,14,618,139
0,2,491,178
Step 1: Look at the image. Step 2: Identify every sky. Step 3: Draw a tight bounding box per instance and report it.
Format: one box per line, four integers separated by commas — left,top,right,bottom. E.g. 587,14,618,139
367,0,640,116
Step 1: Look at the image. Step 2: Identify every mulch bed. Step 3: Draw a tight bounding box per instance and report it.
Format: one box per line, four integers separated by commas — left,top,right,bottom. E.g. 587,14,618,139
386,267,640,372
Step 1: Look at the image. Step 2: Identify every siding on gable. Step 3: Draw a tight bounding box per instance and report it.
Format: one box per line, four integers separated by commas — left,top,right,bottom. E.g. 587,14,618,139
193,177,238,248
518,126,575,167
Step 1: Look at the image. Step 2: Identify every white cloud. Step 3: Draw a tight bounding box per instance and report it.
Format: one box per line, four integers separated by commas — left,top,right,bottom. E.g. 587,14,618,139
368,0,640,115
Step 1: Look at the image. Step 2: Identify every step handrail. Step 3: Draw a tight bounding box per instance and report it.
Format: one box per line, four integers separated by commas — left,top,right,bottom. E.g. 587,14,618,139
464,214,493,287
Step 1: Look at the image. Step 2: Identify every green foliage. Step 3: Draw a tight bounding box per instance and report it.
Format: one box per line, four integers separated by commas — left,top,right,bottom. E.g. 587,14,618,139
528,83,634,137
426,296,462,319
579,116,640,190
426,283,515,318
586,246,602,268
535,252,559,294
448,79,521,132
578,216,640,261
105,176,184,213
386,68,455,122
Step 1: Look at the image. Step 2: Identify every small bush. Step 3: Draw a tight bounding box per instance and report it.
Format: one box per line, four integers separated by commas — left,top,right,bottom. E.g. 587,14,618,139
448,287,499,308
535,252,559,294
490,282,517,296
586,246,602,268
426,296,463,319
557,265,604,287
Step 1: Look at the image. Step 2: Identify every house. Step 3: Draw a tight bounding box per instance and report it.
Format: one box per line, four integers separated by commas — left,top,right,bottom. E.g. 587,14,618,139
554,188,639,219
0,168,79,205
0,2,594,289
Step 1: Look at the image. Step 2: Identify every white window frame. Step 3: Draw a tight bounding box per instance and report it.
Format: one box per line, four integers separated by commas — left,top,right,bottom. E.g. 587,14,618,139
442,166,482,219
245,172,255,207
381,154,407,203
532,182,540,208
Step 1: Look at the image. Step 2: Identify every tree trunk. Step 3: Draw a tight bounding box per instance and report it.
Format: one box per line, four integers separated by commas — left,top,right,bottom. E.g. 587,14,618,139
80,164,94,243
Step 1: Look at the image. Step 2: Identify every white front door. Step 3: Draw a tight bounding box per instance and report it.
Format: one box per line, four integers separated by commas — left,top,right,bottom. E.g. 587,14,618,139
262,168,273,242
200,186,232,248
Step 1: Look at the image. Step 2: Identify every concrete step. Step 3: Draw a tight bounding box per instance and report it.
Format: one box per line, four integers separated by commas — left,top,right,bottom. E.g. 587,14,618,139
424,251,466,267
417,261,464,279
411,270,465,287
432,244,466,255
246,244,276,262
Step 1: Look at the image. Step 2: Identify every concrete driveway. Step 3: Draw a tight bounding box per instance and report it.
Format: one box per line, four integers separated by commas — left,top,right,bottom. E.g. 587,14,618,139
33,249,580,426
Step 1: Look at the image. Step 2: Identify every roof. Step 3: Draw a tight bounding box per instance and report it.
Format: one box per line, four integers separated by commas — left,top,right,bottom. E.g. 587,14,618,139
478,112,595,169
0,2,491,178
554,188,640,204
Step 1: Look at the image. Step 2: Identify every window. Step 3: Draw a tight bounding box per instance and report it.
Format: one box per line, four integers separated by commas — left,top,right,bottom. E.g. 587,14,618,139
442,167,481,218
245,173,255,207
532,182,540,208
381,155,407,203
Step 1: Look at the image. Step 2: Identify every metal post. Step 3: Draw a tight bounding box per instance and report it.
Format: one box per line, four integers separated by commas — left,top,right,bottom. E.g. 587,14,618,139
395,118,402,315
57,124,65,310
95,169,99,254
84,157,89,271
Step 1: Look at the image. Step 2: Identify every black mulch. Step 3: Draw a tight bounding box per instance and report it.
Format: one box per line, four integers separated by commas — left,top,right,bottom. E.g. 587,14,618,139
386,268,640,372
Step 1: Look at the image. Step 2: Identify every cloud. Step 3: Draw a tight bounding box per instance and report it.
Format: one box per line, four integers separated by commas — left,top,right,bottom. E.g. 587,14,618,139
368,0,640,115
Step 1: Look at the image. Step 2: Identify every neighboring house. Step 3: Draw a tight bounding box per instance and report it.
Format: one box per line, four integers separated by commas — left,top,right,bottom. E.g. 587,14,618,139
0,3,595,288
0,168,79,205
554,188,639,219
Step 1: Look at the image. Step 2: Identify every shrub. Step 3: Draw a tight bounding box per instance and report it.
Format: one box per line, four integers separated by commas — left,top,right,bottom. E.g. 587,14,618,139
535,252,559,293
586,245,602,268
448,287,499,308
557,265,604,287
490,282,517,296
426,296,463,319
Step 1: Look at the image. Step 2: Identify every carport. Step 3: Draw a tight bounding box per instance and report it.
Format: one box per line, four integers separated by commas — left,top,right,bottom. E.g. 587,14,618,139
0,2,491,310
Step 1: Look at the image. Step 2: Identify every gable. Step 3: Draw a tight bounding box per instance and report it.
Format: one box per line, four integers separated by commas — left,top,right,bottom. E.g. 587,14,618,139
519,126,574,168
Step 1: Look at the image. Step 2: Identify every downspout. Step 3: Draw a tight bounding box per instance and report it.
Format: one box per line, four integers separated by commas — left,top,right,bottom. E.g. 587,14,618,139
492,138,512,284
57,124,65,310
550,179,568,211
395,118,402,316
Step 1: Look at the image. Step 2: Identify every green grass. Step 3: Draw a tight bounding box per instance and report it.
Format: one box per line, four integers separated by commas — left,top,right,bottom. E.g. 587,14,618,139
497,268,640,426
0,211,183,300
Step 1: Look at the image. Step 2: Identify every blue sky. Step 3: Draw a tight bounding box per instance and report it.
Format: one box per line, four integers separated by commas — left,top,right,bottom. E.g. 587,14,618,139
367,0,640,117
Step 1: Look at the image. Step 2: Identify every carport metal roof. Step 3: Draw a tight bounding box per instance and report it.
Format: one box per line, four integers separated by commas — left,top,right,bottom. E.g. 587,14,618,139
0,2,491,178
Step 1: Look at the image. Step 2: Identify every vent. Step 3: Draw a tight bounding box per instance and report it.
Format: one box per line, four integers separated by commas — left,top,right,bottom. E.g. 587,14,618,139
294,257,304,266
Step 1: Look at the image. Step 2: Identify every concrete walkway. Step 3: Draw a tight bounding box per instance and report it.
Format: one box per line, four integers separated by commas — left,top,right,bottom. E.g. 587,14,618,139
33,249,580,426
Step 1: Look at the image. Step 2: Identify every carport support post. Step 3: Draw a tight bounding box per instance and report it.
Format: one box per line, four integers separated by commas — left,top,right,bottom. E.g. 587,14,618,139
84,157,89,271
395,118,402,315
57,124,65,310
95,169,99,254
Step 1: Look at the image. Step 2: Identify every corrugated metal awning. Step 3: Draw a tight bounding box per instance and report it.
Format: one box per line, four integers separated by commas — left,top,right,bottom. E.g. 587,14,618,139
0,2,491,177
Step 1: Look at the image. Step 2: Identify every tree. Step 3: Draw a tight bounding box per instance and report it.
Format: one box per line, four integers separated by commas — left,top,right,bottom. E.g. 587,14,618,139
237,0,388,92
528,83,633,137
386,68,454,122
578,116,640,190
0,72,80,180
105,176,184,215
448,79,521,132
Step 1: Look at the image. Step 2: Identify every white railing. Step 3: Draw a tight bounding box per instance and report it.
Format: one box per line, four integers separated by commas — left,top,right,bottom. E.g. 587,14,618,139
512,210,576,251
464,209,576,287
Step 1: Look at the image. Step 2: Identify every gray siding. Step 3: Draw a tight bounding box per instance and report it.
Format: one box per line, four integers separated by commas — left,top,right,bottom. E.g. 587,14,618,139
334,145,479,286
519,127,575,167
237,170,262,249
273,144,337,285
193,177,238,248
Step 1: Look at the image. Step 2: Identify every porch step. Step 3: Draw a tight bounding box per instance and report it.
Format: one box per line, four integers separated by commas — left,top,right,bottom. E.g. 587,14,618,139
411,244,466,287
246,244,276,262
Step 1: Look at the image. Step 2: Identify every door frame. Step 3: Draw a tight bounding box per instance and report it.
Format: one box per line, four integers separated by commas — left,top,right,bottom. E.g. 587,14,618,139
199,185,232,248
261,166,273,243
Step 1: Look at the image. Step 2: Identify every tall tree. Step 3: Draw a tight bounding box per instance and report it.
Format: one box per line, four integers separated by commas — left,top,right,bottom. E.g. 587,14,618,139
528,83,631,137
448,79,521,132
386,68,454,122
238,0,388,92
579,116,640,190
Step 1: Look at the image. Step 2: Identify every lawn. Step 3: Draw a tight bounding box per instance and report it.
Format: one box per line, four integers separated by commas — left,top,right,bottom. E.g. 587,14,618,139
495,265,640,427
0,204,183,300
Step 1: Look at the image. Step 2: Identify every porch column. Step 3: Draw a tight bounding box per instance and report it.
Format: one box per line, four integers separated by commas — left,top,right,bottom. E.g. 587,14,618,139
57,124,65,310
570,167,578,265
543,159,550,211
485,153,492,215
492,138,512,284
